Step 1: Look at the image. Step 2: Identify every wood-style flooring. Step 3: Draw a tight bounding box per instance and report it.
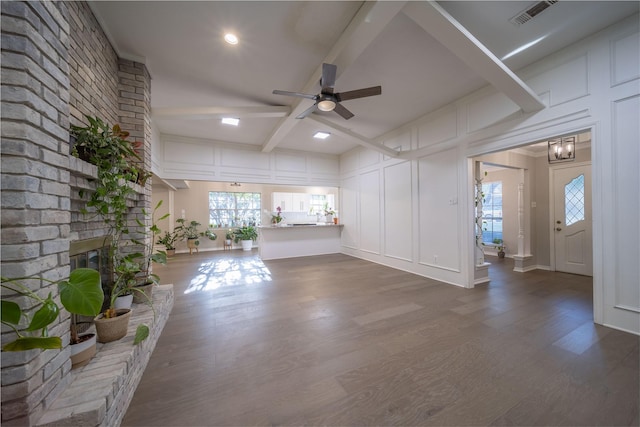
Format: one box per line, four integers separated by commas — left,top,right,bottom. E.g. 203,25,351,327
122,251,639,426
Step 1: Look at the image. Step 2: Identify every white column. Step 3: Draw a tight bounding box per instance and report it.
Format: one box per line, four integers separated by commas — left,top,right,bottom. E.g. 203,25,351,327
517,180,525,257
475,161,485,266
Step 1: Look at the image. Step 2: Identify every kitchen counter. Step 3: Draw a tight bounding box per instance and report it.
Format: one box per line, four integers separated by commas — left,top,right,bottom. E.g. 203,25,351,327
258,224,343,260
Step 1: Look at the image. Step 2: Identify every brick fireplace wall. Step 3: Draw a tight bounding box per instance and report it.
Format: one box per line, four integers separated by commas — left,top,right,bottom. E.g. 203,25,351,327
1,1,152,424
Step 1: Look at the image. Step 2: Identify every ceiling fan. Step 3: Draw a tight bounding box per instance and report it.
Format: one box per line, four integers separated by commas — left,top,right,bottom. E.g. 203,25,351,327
273,63,381,120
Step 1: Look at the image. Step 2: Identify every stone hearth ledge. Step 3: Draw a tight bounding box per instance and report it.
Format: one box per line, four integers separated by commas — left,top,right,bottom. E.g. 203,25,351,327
36,285,174,427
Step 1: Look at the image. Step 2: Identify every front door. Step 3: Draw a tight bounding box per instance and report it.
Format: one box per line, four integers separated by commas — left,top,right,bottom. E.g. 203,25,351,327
552,163,592,276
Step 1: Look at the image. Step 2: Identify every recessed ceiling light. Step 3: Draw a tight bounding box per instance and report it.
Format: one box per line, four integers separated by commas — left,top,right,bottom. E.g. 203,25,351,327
221,117,239,126
313,131,330,139
224,33,238,45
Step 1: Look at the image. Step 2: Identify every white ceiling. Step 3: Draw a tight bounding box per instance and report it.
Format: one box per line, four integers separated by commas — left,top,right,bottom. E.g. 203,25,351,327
91,1,638,157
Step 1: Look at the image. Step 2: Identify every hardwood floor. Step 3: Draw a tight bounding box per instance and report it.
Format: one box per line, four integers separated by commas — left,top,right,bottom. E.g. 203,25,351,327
122,251,639,426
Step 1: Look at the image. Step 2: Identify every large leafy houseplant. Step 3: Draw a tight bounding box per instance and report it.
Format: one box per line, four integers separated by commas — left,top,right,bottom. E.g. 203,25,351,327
1,268,103,351
232,225,258,243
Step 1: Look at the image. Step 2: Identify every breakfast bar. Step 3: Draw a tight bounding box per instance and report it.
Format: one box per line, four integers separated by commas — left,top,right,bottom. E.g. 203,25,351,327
257,224,343,260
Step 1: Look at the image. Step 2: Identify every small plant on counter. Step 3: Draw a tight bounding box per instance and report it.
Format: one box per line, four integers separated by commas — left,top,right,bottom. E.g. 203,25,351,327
271,206,284,224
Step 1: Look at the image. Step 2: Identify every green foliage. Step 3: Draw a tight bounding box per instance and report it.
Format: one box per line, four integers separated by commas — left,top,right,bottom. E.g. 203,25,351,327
156,230,178,250
232,225,258,243
1,268,102,351
134,324,150,345
175,218,202,240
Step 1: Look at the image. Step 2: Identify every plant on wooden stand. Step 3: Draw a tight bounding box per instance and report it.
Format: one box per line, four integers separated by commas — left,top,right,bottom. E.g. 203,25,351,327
175,218,217,254
175,218,201,254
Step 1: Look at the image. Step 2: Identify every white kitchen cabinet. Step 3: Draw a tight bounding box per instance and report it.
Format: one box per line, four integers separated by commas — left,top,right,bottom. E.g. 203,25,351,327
292,193,309,213
272,192,293,212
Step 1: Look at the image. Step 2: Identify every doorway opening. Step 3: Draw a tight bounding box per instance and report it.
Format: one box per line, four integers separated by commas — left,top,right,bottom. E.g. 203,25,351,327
472,130,593,283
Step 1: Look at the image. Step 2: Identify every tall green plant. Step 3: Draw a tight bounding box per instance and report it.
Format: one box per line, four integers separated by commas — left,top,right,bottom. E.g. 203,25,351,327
132,200,169,285
71,116,152,343
71,116,140,296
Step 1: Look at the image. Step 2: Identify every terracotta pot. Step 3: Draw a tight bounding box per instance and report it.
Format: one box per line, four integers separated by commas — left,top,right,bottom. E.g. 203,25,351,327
70,333,97,369
166,248,176,257
94,309,131,343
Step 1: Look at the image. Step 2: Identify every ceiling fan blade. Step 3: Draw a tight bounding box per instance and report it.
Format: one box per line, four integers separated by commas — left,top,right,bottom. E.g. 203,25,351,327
332,102,354,120
335,86,381,102
320,63,337,94
296,103,317,119
273,90,317,100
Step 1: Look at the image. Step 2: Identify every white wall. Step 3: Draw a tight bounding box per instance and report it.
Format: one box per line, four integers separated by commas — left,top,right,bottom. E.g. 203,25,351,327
155,134,340,187
340,14,639,334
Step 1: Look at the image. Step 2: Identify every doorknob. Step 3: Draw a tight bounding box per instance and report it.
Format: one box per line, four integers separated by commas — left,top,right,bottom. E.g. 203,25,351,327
556,227,562,231
556,220,562,224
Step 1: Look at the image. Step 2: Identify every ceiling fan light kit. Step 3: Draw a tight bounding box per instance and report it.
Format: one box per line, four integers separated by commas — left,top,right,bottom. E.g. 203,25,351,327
273,63,381,120
317,99,336,112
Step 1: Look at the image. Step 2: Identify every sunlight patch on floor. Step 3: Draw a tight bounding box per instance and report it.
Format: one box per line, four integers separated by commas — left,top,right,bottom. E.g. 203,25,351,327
184,257,272,294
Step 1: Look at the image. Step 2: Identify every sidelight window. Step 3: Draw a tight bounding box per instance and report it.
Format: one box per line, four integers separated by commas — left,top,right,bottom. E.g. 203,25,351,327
482,181,503,244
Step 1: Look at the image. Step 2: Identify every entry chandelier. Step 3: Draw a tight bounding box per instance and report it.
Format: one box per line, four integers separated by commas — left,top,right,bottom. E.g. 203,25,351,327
548,136,576,163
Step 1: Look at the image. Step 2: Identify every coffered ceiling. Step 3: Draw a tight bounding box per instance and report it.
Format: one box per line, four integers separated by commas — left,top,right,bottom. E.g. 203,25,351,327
91,1,638,156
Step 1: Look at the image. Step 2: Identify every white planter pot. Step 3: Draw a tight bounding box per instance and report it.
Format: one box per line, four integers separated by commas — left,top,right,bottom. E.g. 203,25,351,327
70,333,97,369
240,240,253,251
114,293,133,310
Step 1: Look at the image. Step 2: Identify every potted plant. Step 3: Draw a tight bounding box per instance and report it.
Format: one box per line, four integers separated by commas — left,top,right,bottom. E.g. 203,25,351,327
59,269,105,368
323,203,335,223
131,200,169,303
157,230,178,257
271,206,284,225
493,238,506,258
93,271,150,344
232,225,258,251
175,218,217,254
175,218,202,254
1,268,103,360
224,230,234,250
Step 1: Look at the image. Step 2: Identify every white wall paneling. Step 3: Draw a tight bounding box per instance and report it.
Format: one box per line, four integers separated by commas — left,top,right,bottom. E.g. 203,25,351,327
417,105,458,149
359,170,381,255
159,135,340,186
340,175,359,249
418,149,460,272
610,29,640,87
383,161,413,262
275,153,307,173
466,90,521,133
607,94,640,332
339,14,639,333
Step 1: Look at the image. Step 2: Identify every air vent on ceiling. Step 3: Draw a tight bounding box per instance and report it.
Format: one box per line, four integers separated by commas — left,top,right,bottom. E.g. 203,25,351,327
510,0,559,26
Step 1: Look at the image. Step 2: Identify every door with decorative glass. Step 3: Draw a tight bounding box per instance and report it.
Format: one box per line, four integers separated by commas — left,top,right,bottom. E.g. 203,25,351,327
552,163,592,276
